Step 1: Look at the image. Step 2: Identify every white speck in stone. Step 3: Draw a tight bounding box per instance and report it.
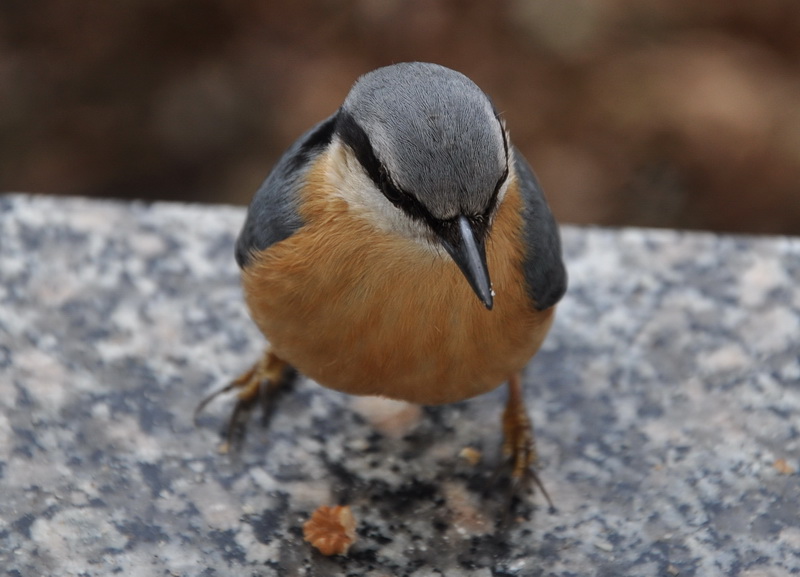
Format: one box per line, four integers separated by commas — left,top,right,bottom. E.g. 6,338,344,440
442,481,491,536
105,415,163,462
236,523,282,565
16,349,68,412
91,402,110,420
594,539,614,552
37,334,58,350
740,257,787,307
0,257,24,280
780,526,800,550
250,467,278,492
31,507,129,565
69,491,89,506
700,343,750,373
171,477,192,495
157,490,185,515
141,539,207,574
188,479,241,530
346,437,369,452
743,307,798,355
131,231,166,257
0,412,12,450
285,479,332,509
781,360,800,382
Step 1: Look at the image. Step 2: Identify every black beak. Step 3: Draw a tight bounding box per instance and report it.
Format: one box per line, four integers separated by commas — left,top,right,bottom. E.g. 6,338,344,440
438,215,494,310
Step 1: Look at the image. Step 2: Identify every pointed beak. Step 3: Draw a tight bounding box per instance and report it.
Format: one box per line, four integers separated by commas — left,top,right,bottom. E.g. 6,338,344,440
438,215,494,310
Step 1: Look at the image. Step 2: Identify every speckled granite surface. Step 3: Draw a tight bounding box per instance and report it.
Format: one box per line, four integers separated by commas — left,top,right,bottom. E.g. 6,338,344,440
1,193,798,577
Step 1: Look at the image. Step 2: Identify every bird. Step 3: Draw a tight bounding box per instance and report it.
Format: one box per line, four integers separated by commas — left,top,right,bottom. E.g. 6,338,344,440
197,62,567,503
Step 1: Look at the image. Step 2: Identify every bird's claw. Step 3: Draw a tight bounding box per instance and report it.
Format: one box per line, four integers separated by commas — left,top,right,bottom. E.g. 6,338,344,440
194,349,294,453
494,373,555,513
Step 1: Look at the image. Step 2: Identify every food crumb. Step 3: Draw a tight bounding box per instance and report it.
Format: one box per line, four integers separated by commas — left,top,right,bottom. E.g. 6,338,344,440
303,505,357,556
773,458,795,475
458,446,482,466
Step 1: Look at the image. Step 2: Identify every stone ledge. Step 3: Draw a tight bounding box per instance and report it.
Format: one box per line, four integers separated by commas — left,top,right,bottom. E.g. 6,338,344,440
1,193,798,576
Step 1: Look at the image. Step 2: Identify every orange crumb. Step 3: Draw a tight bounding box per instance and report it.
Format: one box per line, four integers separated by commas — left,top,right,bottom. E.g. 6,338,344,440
458,446,482,466
303,505,357,556
773,458,795,475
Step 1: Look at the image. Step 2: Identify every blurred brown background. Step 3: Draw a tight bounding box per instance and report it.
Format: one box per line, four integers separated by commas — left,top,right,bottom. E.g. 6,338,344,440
3,0,800,234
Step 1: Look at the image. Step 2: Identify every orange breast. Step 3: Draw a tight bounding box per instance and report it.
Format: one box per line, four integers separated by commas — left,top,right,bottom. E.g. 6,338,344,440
241,151,555,405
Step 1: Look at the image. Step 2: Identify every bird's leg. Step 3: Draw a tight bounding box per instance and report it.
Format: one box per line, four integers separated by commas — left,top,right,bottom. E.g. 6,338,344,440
194,348,296,453
501,373,554,509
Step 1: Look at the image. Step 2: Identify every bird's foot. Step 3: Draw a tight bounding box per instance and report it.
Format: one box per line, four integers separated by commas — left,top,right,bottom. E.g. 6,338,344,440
497,373,554,512
194,348,296,453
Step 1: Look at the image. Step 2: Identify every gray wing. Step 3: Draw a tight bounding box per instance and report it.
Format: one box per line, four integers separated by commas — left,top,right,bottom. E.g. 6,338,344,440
512,147,568,311
235,113,338,268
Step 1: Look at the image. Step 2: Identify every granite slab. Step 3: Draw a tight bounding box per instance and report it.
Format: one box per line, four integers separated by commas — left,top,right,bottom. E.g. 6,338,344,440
1,193,798,576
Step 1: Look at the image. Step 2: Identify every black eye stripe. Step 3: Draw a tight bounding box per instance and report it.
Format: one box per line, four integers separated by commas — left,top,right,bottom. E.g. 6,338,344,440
482,113,510,223
335,110,382,185
335,108,510,237
336,110,440,228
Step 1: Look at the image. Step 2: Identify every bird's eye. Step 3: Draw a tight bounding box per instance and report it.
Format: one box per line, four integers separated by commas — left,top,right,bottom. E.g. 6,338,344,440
378,168,406,208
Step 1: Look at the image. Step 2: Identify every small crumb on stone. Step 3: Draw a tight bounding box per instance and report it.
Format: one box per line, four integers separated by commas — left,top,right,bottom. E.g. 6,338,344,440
773,458,795,475
303,505,357,556
458,447,482,466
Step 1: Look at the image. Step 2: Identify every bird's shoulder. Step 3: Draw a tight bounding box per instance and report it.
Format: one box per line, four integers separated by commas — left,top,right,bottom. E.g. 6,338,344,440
235,113,338,268
511,148,568,310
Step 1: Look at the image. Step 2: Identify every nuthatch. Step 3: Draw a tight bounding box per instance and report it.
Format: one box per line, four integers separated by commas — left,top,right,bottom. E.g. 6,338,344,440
198,62,567,502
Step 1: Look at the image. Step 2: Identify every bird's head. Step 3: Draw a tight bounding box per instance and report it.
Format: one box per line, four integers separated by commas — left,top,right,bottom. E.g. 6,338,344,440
332,62,510,309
